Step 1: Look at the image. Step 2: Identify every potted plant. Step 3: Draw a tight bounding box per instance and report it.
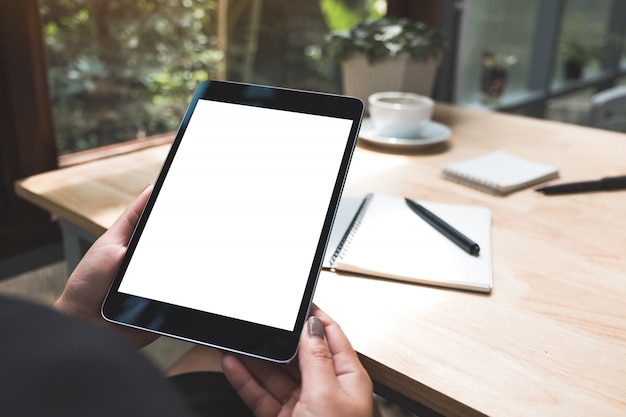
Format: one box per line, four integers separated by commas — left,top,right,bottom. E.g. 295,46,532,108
560,39,602,81
325,17,445,106
479,51,518,103
560,35,623,81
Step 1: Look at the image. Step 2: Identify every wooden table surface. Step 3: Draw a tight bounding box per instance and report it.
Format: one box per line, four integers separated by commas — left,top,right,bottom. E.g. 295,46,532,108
16,104,626,416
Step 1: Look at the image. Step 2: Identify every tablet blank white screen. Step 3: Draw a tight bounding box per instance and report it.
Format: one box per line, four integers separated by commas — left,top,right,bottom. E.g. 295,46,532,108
118,99,353,331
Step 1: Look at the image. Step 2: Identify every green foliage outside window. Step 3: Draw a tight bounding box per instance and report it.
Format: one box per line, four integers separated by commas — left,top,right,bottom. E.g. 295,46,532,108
41,0,384,155
41,0,221,154
320,0,385,31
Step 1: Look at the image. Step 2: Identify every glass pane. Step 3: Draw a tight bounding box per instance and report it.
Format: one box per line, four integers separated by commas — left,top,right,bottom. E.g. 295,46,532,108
40,0,383,156
545,88,594,126
455,0,539,107
40,0,223,155
552,0,612,88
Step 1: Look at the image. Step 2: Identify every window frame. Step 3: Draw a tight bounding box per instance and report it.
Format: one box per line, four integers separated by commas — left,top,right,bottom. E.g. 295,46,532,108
446,0,626,118
0,0,61,258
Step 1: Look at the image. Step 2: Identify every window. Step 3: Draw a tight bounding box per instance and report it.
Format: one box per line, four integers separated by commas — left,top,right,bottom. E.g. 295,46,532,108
41,0,221,155
451,0,626,126
551,0,613,90
454,0,540,107
39,0,385,158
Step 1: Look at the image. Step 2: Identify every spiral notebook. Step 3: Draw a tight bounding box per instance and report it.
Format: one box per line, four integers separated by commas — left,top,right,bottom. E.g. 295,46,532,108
442,151,559,195
324,193,493,293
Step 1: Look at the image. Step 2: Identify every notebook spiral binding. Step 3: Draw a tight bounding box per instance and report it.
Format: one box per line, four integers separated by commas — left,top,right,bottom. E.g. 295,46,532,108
329,193,374,268
442,172,501,195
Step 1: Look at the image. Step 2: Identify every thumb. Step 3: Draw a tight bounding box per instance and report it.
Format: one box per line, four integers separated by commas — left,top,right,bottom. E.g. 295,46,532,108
298,316,338,391
105,184,153,246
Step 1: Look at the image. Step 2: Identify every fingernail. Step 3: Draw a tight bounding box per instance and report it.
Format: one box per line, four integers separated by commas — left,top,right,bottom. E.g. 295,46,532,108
308,316,325,339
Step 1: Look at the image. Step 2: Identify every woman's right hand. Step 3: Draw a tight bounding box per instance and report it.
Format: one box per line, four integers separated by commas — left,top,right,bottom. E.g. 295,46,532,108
222,305,374,417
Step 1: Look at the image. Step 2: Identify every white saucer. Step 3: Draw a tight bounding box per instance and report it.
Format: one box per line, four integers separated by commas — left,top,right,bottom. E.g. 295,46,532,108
358,118,451,150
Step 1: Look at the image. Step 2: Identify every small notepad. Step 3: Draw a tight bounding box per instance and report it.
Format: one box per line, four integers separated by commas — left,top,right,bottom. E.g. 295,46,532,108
442,151,559,195
325,193,493,293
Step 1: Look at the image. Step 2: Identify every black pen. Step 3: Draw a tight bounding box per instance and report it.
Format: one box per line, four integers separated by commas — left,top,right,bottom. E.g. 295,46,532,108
535,175,626,195
404,198,480,256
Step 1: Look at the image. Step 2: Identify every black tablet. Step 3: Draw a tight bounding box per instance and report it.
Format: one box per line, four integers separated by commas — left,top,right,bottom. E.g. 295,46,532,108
102,80,363,363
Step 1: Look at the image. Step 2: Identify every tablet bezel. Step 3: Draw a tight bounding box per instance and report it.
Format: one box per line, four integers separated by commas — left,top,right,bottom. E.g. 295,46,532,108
102,80,363,363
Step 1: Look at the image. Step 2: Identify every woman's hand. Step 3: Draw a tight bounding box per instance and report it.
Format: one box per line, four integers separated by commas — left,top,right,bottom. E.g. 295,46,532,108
53,185,158,347
222,305,374,417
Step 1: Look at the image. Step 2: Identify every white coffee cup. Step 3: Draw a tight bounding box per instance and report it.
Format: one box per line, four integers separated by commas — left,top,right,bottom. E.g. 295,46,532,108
368,92,434,138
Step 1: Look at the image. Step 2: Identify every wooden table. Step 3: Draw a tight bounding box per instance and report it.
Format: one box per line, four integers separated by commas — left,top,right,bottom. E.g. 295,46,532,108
16,104,626,416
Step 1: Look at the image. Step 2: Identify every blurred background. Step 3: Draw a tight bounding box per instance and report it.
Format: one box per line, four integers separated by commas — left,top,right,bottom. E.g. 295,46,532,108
2,0,626,276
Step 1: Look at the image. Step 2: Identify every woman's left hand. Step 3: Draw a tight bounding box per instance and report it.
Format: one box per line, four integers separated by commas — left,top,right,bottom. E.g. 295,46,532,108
54,185,158,347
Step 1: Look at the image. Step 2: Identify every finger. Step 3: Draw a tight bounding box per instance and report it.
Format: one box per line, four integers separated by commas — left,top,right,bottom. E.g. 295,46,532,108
309,308,361,375
241,355,300,401
221,354,284,417
62,185,152,312
298,315,341,395
71,184,153,281
281,355,302,383
104,184,153,246
304,308,372,392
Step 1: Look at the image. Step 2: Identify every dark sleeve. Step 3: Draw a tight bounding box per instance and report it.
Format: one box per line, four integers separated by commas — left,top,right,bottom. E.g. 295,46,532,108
0,295,195,417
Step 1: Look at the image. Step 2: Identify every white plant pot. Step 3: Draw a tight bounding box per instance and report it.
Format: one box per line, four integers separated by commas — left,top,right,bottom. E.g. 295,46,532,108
341,53,440,109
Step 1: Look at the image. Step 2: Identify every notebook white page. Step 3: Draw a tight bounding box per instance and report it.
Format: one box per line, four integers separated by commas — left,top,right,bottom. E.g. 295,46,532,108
442,151,559,195
333,193,493,293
